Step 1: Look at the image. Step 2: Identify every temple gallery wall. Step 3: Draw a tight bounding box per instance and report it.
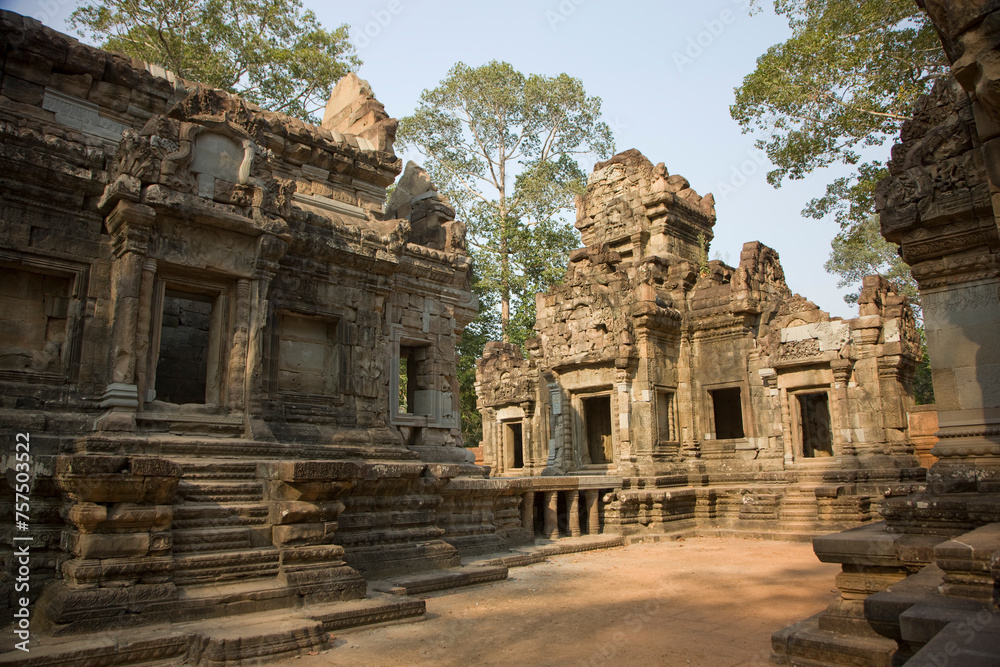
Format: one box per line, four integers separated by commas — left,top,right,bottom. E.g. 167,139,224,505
0,7,997,666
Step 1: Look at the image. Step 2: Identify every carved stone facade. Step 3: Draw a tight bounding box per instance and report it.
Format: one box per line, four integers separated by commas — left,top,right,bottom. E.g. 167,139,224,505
0,11,509,650
773,4,1000,663
476,149,925,541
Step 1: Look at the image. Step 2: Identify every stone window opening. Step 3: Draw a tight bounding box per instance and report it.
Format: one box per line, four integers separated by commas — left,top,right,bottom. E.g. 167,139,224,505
656,389,677,442
503,420,524,470
709,387,745,440
798,391,834,457
149,282,228,407
582,395,614,465
394,340,435,422
398,345,422,414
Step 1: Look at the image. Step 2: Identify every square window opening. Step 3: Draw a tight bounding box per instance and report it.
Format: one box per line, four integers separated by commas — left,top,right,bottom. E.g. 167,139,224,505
656,390,677,442
398,344,430,416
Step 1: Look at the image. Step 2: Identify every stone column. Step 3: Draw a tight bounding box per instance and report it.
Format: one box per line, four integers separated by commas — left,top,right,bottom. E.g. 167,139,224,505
543,490,559,540
134,258,157,409
521,491,535,535
830,359,856,457
227,278,251,413
95,201,156,431
567,490,581,537
244,234,287,439
584,489,601,535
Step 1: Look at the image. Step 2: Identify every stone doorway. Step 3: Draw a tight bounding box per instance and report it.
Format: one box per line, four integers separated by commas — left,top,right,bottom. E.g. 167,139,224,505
798,392,833,457
710,387,744,440
583,395,613,465
155,290,214,404
503,421,524,470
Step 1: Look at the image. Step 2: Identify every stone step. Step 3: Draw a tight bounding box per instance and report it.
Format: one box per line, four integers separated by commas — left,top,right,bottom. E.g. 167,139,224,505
0,596,425,666
172,503,269,530
177,480,264,503
471,534,625,569
370,564,509,596
173,548,280,586
771,614,898,667
171,527,253,553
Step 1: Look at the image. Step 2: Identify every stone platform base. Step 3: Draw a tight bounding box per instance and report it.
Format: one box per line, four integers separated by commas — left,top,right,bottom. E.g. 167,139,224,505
370,564,510,596
0,595,425,667
472,534,626,568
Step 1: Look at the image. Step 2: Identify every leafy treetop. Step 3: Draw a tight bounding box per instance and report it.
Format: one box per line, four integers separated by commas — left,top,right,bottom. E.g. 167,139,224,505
733,0,947,231
70,0,359,123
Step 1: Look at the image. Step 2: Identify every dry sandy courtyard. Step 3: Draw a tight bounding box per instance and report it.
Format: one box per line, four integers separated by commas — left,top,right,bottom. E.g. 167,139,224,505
276,537,841,667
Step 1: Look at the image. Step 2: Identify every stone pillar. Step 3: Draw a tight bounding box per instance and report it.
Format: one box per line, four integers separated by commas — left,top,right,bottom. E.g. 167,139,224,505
615,368,634,468
134,258,157,409
584,489,601,535
521,491,535,535
830,359,856,457
567,490,581,537
543,490,559,540
227,278,251,413
95,201,155,431
244,234,287,439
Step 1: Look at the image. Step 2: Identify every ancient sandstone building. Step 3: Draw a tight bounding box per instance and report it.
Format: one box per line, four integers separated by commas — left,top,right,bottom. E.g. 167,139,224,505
476,149,927,541
0,12,528,661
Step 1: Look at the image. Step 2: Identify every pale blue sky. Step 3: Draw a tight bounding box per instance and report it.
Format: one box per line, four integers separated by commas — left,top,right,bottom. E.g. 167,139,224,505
4,0,871,318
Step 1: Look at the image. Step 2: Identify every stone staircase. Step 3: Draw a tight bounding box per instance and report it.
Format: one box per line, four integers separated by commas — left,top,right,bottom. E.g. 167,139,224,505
777,484,821,532
171,460,279,586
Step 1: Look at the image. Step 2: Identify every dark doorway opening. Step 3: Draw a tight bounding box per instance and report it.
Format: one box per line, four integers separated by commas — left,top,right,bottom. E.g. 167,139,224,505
583,395,614,464
710,387,745,439
800,392,834,457
156,291,212,404
504,421,524,469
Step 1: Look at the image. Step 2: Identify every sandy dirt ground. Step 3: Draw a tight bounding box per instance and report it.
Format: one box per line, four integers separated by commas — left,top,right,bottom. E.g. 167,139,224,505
274,537,841,667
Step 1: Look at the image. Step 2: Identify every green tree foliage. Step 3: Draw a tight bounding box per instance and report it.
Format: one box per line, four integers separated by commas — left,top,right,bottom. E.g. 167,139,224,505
733,0,948,231
398,61,614,446
824,215,916,307
398,61,614,345
70,0,359,122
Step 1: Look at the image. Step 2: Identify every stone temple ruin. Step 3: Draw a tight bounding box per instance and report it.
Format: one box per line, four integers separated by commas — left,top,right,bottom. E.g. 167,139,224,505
0,11,505,660
2,5,999,666
476,149,926,542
